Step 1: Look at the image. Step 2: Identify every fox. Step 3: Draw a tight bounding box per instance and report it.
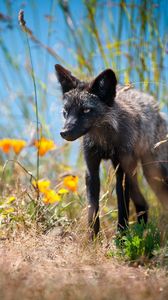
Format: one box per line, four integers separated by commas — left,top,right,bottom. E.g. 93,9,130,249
55,64,168,238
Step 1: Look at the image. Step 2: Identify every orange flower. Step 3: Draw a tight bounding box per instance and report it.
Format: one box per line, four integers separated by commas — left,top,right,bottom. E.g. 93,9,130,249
43,189,61,204
12,139,26,154
34,137,56,156
63,175,78,192
0,138,26,154
0,139,12,153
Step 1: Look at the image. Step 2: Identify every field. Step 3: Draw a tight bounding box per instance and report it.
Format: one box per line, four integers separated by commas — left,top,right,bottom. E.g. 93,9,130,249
1,228,168,300
0,1,168,299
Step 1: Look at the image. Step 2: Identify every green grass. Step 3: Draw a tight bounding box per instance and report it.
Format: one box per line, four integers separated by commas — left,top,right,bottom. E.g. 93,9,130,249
115,221,161,261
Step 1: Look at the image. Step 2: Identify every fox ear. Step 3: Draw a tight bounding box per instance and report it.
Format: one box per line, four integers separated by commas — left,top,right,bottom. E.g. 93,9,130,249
55,64,80,94
89,69,117,106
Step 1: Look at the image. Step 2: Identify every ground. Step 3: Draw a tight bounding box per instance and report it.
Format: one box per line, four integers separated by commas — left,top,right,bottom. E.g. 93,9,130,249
0,227,168,300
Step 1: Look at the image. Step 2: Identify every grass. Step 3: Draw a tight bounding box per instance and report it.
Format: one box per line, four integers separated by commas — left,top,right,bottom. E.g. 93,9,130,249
1,162,168,300
1,161,168,267
0,230,168,300
114,221,161,262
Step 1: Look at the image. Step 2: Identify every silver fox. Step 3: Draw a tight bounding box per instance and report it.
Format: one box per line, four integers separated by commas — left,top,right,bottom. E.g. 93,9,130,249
55,64,168,237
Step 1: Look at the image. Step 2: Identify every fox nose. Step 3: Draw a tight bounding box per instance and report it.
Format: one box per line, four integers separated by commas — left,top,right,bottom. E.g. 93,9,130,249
60,130,69,139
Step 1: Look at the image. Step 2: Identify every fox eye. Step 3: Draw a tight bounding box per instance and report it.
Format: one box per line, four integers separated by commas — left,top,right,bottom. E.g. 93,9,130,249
63,109,68,118
83,108,91,114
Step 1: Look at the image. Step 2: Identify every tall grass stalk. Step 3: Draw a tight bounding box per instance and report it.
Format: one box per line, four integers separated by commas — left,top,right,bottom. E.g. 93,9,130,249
18,10,40,193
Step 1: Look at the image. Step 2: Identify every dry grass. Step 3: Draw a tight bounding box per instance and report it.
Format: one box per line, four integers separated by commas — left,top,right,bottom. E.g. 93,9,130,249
1,165,168,299
0,227,168,300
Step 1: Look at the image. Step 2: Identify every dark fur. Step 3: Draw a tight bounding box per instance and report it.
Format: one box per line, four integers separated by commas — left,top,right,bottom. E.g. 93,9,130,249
55,64,168,238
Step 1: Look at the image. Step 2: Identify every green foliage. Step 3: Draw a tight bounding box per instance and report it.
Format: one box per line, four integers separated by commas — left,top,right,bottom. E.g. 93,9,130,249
115,221,161,261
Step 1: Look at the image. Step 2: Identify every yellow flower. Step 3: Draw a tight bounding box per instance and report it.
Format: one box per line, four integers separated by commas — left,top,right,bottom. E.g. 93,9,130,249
6,196,16,204
3,207,14,214
34,137,56,156
63,175,78,192
32,179,51,193
0,139,12,153
43,189,61,204
32,179,63,204
0,138,26,154
58,188,69,195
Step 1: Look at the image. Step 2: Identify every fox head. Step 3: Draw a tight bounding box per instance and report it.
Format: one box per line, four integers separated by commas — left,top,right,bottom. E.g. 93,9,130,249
55,64,117,141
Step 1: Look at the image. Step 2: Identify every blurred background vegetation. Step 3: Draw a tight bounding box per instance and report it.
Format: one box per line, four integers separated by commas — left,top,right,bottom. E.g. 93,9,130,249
0,0,168,243
0,1,168,158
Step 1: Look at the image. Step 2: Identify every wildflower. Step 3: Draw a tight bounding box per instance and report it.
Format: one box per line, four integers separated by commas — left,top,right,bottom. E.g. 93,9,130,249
3,207,14,214
32,179,51,193
32,179,64,204
34,137,56,156
0,138,26,154
58,188,69,195
43,189,61,204
63,175,78,192
0,139,12,153
12,139,26,154
6,196,16,204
